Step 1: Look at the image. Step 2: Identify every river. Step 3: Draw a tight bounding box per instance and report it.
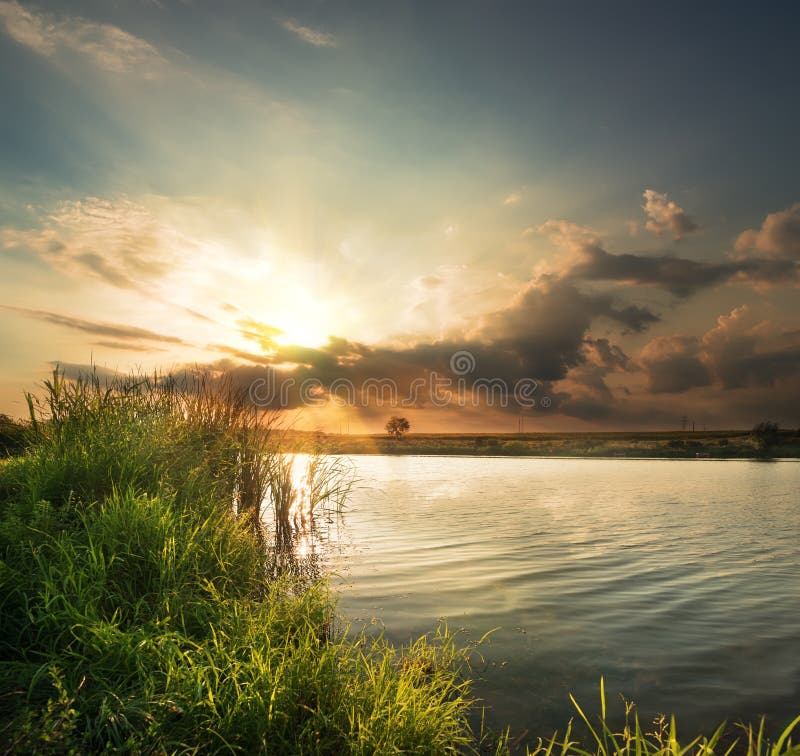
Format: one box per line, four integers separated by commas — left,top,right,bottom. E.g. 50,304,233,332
318,456,800,745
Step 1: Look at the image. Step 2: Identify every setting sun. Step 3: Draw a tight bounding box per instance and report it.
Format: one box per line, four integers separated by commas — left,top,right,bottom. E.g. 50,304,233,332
270,299,333,349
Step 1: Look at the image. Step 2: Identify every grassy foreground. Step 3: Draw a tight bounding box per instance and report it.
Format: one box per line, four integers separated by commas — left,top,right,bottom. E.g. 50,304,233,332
1,371,799,754
0,373,480,753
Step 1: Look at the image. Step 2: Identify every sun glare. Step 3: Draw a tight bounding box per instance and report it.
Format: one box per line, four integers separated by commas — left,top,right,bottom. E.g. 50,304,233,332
273,318,329,348
265,286,333,348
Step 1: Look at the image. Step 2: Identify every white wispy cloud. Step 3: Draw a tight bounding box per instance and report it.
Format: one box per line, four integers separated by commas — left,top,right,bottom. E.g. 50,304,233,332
0,0,166,77
280,17,337,48
0,196,193,291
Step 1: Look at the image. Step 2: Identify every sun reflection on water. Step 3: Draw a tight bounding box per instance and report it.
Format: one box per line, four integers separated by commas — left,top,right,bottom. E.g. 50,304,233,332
270,453,326,569
261,451,352,578
289,455,312,524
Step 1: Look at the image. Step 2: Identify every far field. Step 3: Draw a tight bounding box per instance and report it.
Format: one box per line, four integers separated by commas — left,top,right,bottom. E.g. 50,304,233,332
286,429,800,459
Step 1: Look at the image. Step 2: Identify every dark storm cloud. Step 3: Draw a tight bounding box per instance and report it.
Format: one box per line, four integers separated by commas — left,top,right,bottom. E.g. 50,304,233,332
541,199,800,298
701,309,800,390
583,338,630,372
638,336,712,393
195,278,652,416
638,307,800,395
714,349,800,389
563,244,798,297
536,337,635,422
550,303,800,426
475,277,657,377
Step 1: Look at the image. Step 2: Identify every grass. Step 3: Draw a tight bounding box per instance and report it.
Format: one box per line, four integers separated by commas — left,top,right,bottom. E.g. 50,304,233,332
0,368,798,753
525,680,800,756
0,370,481,753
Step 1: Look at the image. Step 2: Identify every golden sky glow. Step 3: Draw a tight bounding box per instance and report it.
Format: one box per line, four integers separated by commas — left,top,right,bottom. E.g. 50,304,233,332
1,1,799,430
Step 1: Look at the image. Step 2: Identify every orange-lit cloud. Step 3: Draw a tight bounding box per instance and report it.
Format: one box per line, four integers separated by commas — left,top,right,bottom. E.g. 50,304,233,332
642,189,698,240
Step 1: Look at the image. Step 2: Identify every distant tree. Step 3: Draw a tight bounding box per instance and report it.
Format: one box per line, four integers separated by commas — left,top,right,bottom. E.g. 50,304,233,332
385,416,410,439
752,420,780,450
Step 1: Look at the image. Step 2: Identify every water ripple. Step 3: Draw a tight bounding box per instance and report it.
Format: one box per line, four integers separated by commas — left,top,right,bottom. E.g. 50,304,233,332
328,456,800,742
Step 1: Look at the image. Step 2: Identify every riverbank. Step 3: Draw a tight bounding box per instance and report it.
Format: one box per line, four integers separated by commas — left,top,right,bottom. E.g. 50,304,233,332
295,430,800,459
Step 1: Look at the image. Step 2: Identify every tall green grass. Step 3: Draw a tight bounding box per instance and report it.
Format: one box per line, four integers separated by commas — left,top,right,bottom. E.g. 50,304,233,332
526,680,800,755
0,370,479,753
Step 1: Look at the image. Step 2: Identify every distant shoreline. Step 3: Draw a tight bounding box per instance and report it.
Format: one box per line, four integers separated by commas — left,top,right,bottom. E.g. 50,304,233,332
284,429,800,459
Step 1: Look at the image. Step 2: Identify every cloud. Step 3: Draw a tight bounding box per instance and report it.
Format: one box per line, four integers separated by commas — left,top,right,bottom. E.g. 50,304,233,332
73,252,141,289
210,344,273,365
0,195,236,331
567,245,725,297
21,277,795,428
503,191,523,206
279,18,337,48
0,196,184,290
735,203,800,261
546,338,635,421
638,306,800,394
701,306,800,389
538,219,602,250
183,276,655,419
238,318,284,353
583,337,630,372
93,340,167,352
638,336,711,393
539,217,798,297
476,277,658,368
3,305,189,345
0,0,166,77
642,189,698,240
565,244,796,297
39,281,795,428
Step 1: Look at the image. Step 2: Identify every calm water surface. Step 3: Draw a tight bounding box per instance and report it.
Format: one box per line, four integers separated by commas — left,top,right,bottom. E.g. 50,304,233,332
322,457,800,743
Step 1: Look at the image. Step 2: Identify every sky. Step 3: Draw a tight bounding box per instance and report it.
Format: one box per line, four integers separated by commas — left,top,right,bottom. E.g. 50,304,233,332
1,0,799,431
